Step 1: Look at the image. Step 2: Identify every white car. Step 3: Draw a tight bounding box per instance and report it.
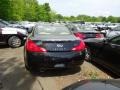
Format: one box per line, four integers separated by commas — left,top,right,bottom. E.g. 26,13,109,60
102,26,120,38
18,21,36,33
0,22,28,48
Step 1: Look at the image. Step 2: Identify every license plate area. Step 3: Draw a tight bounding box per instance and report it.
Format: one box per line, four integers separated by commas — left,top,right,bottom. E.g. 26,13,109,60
44,42,74,52
51,47,66,51
86,34,95,37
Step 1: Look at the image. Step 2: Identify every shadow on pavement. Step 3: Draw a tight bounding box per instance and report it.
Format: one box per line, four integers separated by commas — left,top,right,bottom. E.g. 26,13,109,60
32,66,81,77
0,45,24,49
91,61,120,79
0,57,37,90
0,45,9,49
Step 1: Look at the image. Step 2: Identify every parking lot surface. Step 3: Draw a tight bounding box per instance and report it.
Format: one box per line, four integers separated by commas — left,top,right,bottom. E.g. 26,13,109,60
0,46,112,90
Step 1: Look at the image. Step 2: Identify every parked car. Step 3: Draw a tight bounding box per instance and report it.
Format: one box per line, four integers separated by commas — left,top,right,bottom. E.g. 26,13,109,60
63,79,120,90
90,24,98,30
0,21,28,48
0,19,32,33
24,23,86,71
0,19,10,26
107,23,118,29
84,35,120,76
18,21,36,33
102,26,120,38
68,24,105,39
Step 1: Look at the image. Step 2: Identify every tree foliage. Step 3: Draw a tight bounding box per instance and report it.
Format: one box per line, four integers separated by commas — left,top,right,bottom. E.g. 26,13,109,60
0,0,11,20
9,0,25,21
24,0,38,21
62,15,120,23
0,0,119,23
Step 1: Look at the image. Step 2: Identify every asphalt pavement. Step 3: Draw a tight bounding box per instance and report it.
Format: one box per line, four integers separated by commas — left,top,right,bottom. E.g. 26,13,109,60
0,46,111,90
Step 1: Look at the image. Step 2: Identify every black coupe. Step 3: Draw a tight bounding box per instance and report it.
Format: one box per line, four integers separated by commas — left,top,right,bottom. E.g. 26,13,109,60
24,23,86,71
85,35,120,76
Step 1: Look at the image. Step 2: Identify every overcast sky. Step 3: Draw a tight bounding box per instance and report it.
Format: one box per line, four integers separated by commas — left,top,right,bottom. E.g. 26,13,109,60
38,0,120,17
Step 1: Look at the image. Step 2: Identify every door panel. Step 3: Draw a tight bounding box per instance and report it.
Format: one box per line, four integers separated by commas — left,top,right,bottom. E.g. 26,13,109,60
0,29,7,44
98,36,120,70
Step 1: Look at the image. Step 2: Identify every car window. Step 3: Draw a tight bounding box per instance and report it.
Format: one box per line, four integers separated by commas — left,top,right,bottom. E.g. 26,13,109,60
111,36,120,45
76,25,94,31
35,25,71,35
114,26,120,31
0,22,6,27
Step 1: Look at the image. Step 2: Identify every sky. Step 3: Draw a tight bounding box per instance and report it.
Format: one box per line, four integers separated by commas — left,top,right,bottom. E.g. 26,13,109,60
38,0,120,17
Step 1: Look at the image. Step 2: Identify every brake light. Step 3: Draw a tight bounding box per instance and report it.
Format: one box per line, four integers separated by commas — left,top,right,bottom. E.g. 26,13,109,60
74,33,86,39
72,40,85,52
26,39,47,53
96,33,104,38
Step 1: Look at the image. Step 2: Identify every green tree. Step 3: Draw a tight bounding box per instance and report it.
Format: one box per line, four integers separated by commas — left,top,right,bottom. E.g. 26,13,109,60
0,0,11,20
36,4,48,21
24,0,38,21
43,3,51,22
36,3,52,22
9,0,24,21
107,16,117,23
116,17,120,23
0,0,25,21
56,14,64,21
49,11,57,22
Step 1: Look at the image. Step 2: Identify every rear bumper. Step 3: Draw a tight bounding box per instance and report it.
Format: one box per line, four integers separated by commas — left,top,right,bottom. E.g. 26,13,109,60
24,51,85,68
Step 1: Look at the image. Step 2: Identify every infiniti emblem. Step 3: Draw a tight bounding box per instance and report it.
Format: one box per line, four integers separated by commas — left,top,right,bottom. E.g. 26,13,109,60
57,44,63,47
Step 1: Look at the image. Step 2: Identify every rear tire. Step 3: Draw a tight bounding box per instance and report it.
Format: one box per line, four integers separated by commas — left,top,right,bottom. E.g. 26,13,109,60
25,64,31,71
25,63,35,73
8,36,22,48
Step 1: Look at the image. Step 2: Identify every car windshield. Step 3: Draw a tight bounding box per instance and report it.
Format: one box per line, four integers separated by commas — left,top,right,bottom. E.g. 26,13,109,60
0,20,10,26
0,22,7,28
35,25,71,35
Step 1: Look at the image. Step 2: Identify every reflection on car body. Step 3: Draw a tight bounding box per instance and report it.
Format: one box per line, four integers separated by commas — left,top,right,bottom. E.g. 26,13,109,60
84,35,120,76
63,79,120,90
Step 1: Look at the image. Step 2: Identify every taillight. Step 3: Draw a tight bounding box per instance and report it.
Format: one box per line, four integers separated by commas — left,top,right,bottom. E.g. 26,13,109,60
74,33,86,39
26,39,47,53
96,33,104,38
72,40,85,52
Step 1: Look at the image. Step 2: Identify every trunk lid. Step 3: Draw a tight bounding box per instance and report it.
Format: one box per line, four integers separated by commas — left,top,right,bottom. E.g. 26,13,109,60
33,35,80,52
78,31,104,39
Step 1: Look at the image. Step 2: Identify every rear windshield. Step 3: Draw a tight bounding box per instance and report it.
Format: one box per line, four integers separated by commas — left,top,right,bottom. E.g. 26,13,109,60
75,25,94,31
0,22,7,28
35,25,71,35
